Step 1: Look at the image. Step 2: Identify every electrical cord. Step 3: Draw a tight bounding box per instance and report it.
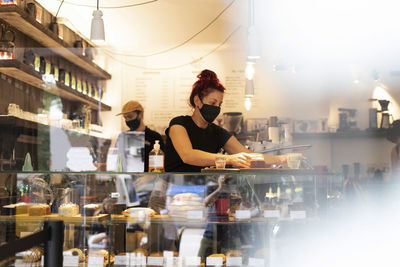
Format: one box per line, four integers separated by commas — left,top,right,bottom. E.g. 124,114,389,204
52,0,236,58
106,0,236,57
103,26,241,70
55,0,65,17
58,0,158,9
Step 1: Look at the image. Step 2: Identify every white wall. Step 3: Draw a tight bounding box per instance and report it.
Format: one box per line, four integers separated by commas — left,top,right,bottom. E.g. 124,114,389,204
97,0,400,176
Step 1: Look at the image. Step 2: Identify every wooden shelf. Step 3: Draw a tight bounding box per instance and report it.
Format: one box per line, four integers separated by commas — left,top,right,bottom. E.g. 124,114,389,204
0,116,111,141
0,59,111,111
0,5,111,80
292,130,387,139
0,213,109,224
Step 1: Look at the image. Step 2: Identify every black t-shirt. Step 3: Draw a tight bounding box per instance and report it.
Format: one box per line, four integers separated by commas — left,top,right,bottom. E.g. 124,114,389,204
144,127,165,172
164,116,232,172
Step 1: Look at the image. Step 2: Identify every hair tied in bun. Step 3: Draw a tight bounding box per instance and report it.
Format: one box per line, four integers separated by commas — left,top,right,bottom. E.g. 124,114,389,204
189,69,226,108
198,69,218,82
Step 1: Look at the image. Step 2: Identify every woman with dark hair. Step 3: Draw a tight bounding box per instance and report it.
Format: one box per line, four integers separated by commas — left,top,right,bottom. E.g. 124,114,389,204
388,120,400,172
164,69,285,172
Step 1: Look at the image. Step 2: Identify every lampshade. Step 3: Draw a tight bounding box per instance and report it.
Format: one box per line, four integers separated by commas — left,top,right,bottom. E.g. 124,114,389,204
245,78,254,97
90,10,105,41
247,26,260,60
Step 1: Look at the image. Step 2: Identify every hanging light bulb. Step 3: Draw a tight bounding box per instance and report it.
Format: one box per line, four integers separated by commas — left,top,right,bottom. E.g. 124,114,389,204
90,0,105,41
245,79,254,97
244,97,252,111
245,61,255,80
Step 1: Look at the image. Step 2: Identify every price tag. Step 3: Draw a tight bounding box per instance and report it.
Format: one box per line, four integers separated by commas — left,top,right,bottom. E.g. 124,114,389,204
235,210,251,220
264,210,280,218
88,256,103,266
165,256,182,267
130,253,146,265
226,257,242,266
248,258,265,267
187,210,203,220
147,256,164,266
173,257,183,266
63,255,79,266
111,192,120,198
114,255,129,265
163,251,174,258
206,257,223,266
185,256,201,266
290,210,306,219
14,259,26,267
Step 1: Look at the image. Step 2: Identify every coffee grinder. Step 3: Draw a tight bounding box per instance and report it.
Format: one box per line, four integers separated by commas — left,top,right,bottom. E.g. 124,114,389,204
338,108,358,131
369,99,391,129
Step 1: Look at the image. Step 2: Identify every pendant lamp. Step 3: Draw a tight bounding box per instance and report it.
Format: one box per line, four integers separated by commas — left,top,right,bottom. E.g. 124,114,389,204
90,0,105,41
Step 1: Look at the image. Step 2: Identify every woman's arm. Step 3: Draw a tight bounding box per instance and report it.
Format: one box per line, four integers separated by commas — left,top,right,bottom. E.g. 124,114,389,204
169,125,251,168
223,136,286,165
223,136,251,154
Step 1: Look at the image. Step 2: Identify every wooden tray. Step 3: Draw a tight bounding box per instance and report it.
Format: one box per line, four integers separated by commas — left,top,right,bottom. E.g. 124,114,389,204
201,167,240,173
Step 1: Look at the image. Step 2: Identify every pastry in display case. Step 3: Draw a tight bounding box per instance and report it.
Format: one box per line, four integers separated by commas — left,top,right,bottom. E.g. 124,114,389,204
167,192,204,219
20,247,43,263
1,202,28,215
83,203,102,216
58,202,79,217
122,207,156,218
28,203,51,216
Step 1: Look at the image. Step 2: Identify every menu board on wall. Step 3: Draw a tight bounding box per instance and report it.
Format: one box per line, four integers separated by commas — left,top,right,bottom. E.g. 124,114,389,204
128,71,193,127
223,70,245,112
127,67,261,128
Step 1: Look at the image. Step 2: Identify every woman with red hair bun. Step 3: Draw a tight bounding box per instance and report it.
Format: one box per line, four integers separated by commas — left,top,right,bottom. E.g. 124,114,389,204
164,69,285,172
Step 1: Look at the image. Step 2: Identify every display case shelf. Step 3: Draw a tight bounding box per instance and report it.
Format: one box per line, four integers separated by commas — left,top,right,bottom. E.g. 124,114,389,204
0,5,111,80
0,213,109,224
0,59,111,111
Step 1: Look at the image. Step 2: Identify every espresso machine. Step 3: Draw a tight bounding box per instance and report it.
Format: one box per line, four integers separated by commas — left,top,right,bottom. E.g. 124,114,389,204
378,100,391,129
338,108,358,131
369,99,391,129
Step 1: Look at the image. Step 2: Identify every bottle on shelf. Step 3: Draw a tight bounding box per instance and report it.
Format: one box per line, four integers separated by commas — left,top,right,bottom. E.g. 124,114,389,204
65,71,70,87
82,80,87,95
149,140,164,172
93,84,99,100
77,77,82,93
88,83,93,97
71,72,76,90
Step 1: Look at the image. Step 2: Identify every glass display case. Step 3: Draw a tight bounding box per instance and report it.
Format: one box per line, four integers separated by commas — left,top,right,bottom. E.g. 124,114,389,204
0,170,343,267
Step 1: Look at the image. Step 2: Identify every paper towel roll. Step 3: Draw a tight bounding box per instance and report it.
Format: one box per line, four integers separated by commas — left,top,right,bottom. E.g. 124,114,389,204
268,127,280,144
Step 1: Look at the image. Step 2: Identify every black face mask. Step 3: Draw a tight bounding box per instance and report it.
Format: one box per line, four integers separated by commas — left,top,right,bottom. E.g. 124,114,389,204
200,102,220,123
126,118,140,131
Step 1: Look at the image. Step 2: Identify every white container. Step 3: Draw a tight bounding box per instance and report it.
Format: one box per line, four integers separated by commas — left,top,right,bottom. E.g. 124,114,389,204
268,127,280,144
